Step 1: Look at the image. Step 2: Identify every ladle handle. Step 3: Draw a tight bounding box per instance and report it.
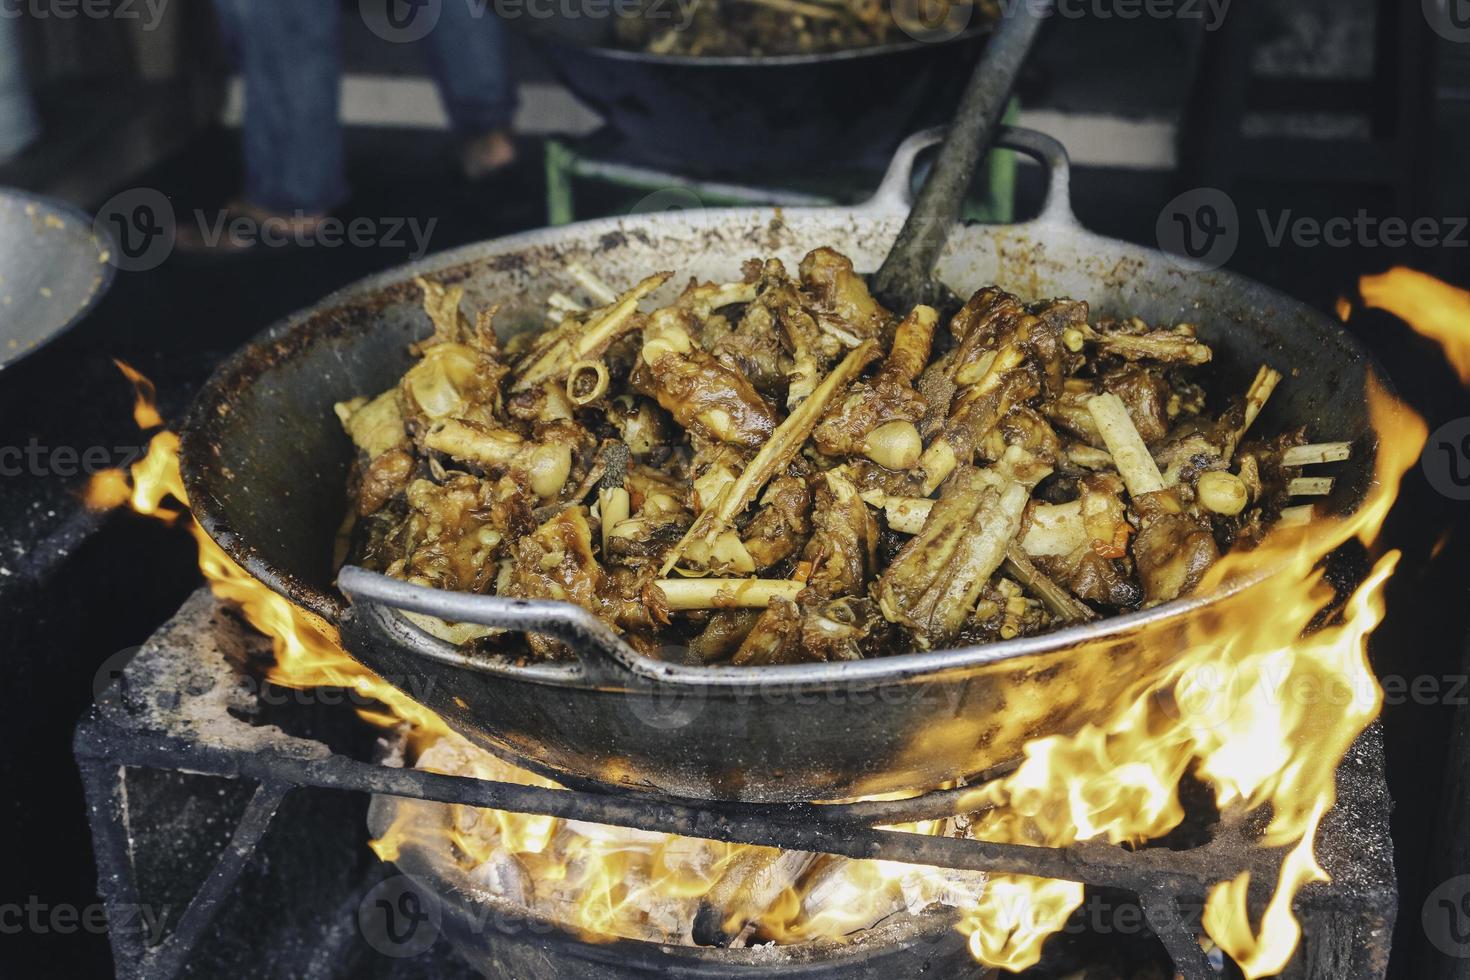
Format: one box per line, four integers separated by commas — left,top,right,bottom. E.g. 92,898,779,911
869,0,1050,309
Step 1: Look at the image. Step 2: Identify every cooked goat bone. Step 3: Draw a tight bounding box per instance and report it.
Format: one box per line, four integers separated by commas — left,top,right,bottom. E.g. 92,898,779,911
918,346,1033,494
655,578,804,610
1196,470,1248,515
1282,442,1352,467
802,470,877,599
881,495,933,535
566,359,609,405
1020,499,1085,556
1084,322,1213,365
425,418,524,467
1131,489,1220,604
878,447,1051,646
506,508,605,655
731,595,803,665
689,608,763,662
678,280,759,319
637,307,778,447
682,529,757,575
415,276,473,347
883,305,939,387
599,486,630,558
336,389,406,459
1088,393,1165,497
515,271,670,391
741,475,813,570
1288,476,1334,497
661,341,880,575
402,343,486,422
812,305,934,468
1066,444,1114,470
798,247,891,349
1003,544,1096,623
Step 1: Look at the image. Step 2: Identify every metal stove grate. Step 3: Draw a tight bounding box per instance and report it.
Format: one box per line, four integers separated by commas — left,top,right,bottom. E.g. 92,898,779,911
74,590,1397,980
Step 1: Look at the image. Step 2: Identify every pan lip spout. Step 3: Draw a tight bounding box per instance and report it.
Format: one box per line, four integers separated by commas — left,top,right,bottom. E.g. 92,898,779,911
179,203,1390,690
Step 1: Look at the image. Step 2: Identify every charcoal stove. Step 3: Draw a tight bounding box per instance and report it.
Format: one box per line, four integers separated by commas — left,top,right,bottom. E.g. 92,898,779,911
75,590,1398,979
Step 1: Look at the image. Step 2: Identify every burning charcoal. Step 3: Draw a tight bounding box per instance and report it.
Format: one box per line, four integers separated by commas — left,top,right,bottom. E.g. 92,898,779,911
692,849,820,947
467,851,531,907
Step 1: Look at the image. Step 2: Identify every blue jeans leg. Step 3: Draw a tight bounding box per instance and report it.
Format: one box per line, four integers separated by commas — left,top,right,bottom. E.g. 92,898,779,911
213,0,348,214
423,0,518,137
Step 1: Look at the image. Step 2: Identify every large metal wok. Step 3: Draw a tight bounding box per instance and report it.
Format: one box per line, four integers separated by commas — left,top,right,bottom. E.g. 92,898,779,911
513,6,990,174
178,126,1386,804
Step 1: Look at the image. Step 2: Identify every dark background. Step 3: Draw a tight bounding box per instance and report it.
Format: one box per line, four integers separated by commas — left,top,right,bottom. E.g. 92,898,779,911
0,0,1467,976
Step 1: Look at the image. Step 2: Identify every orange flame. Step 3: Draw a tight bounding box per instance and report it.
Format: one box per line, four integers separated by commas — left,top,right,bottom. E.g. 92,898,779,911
1362,267,1470,384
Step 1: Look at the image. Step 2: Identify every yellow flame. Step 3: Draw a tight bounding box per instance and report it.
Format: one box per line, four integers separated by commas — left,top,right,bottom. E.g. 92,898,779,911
114,358,164,429
1361,266,1470,384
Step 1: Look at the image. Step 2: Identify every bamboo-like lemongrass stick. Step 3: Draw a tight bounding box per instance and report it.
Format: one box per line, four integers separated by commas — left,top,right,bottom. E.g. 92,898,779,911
1282,442,1352,467
565,260,618,305
1240,365,1282,437
1288,476,1334,497
547,291,585,315
1087,393,1165,497
1278,504,1315,526
661,340,880,574
1003,545,1097,623
654,578,804,610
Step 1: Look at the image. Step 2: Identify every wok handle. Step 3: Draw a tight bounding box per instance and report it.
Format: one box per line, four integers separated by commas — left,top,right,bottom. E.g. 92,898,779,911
337,565,654,685
861,125,1079,231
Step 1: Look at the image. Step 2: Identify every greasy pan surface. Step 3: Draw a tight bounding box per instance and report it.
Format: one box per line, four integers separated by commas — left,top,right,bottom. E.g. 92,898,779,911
180,137,1383,802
